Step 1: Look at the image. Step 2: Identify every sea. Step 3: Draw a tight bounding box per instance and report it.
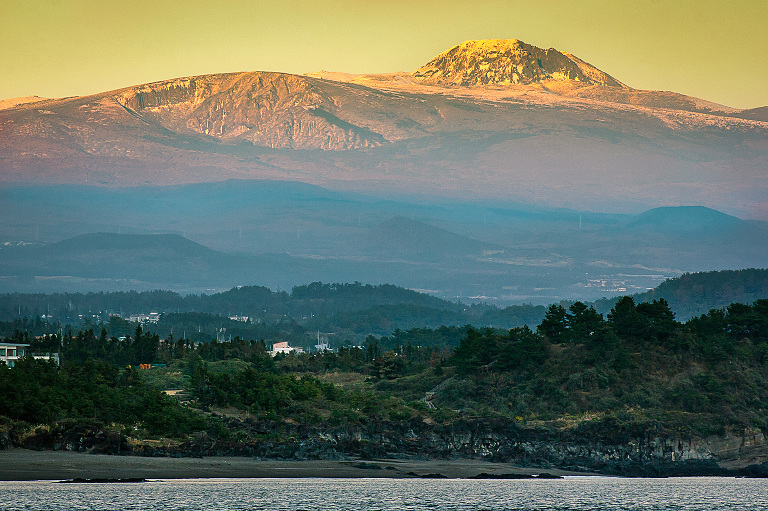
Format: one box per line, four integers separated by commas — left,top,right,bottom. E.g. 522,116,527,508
0,477,765,511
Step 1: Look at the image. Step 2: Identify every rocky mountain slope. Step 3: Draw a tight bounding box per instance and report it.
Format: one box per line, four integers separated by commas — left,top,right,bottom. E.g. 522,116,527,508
413,39,626,87
1,39,766,217
114,72,388,150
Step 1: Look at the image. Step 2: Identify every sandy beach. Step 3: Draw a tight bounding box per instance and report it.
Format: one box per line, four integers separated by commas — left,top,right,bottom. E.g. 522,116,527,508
0,449,589,481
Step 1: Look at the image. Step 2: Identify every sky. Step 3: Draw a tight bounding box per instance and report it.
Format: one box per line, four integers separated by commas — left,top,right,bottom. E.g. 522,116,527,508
2,0,767,109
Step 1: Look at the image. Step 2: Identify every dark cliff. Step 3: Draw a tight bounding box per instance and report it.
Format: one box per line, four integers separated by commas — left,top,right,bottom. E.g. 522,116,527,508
7,417,767,478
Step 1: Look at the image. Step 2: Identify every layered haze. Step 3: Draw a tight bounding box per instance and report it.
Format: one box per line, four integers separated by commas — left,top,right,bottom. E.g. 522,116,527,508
1,38,766,302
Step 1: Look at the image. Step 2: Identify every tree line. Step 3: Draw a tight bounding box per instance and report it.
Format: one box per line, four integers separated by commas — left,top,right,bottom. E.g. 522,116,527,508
1,297,767,441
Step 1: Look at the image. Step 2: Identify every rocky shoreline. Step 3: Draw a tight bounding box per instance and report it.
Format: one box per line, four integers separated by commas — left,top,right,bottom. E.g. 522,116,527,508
3,417,767,479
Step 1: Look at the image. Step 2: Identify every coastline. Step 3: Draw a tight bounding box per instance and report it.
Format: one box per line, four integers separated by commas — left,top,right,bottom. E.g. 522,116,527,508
0,449,589,481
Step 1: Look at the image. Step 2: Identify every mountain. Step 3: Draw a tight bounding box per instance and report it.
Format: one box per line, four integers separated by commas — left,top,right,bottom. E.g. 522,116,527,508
625,206,743,232
2,39,767,302
734,106,768,122
1,39,766,217
2,190,767,303
51,232,216,257
0,233,249,289
0,96,49,110
364,216,502,261
114,72,387,150
413,39,626,87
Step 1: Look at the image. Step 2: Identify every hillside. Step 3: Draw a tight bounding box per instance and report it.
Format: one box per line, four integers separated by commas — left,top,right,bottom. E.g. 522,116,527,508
3,266,767,345
3,295,768,476
363,216,502,261
2,39,766,218
625,206,743,232
0,233,250,288
0,280,546,344
2,195,768,303
635,269,768,319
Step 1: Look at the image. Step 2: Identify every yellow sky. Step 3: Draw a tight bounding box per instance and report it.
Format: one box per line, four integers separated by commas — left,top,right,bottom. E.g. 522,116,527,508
2,0,767,109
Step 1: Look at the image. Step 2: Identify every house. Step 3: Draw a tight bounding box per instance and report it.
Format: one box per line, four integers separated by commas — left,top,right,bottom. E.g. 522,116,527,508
0,342,59,368
0,343,26,367
269,341,305,357
127,311,161,324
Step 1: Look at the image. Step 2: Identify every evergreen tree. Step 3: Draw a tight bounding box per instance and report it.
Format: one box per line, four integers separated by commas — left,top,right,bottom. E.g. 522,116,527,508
538,304,568,343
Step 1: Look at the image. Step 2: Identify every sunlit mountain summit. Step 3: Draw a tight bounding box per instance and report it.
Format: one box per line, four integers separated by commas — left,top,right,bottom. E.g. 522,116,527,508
1,38,766,218
413,38,626,87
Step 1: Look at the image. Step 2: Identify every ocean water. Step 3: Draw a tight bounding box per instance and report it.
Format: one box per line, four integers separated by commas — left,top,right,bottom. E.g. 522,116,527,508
0,477,765,511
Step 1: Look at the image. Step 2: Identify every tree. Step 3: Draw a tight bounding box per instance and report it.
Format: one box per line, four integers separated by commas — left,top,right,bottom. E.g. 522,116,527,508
451,327,497,374
636,299,677,345
497,326,549,370
129,324,160,364
608,296,646,345
381,352,406,379
538,304,568,343
566,302,604,344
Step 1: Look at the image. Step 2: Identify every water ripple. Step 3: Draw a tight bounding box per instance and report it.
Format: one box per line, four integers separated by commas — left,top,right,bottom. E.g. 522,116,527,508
1,477,766,511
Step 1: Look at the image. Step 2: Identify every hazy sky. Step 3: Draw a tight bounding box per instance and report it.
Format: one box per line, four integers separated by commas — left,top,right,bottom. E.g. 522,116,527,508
2,0,767,109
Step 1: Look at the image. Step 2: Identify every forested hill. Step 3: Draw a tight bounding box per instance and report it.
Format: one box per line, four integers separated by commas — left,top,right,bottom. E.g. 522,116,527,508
0,281,550,344
595,269,768,320
2,295,768,476
0,282,457,321
3,270,768,341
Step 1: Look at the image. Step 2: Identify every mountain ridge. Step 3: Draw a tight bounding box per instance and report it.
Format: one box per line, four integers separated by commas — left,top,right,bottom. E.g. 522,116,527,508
2,196,767,302
626,206,743,231
113,72,388,150
2,38,767,219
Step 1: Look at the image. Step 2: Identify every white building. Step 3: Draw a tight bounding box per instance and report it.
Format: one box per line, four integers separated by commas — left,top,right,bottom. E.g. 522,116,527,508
269,341,305,357
312,331,333,353
0,342,59,368
314,341,332,352
128,311,161,324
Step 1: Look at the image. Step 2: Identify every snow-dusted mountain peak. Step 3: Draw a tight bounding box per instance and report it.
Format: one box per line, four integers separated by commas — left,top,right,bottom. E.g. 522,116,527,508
413,38,626,88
